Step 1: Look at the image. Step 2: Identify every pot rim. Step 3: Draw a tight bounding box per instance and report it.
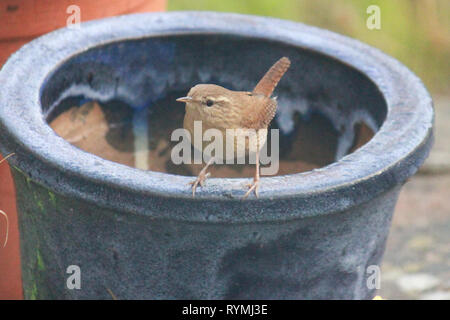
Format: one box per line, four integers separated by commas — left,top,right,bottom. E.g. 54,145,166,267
0,12,433,222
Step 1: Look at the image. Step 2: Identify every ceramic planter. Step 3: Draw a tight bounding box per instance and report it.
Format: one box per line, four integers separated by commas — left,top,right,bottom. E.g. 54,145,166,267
0,12,433,299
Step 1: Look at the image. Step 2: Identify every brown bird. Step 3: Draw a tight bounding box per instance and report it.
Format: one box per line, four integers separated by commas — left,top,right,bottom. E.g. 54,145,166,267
176,57,291,198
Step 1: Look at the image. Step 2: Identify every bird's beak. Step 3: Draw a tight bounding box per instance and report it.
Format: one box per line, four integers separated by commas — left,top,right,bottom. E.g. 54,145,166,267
176,96,192,103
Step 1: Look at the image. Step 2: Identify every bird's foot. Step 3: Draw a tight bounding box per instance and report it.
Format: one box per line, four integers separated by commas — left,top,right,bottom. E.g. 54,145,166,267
189,171,211,197
243,178,260,199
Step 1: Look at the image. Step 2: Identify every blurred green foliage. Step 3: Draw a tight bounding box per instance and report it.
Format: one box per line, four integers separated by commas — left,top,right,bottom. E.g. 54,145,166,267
169,0,449,95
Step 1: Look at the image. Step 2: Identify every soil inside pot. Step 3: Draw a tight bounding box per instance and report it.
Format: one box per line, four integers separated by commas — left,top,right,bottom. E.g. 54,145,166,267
48,91,374,178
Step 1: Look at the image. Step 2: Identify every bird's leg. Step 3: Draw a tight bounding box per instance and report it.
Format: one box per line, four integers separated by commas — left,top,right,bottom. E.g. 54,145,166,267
244,150,260,199
189,157,215,197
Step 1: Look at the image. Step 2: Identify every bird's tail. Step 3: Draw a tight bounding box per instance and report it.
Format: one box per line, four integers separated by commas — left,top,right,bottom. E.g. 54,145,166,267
253,57,291,97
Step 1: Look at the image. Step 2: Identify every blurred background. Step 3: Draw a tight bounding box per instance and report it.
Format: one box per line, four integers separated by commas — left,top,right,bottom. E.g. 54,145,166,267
171,0,450,95
0,0,449,300
168,0,450,300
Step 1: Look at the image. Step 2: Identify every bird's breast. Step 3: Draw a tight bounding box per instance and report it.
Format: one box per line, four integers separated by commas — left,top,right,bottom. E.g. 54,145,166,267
184,113,267,162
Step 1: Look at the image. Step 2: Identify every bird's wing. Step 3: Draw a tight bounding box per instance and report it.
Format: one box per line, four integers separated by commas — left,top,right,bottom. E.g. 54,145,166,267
252,57,291,97
240,97,277,129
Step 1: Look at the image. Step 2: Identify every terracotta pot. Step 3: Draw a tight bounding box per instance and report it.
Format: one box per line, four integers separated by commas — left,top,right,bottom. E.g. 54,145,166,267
0,0,166,65
0,0,166,300
0,155,21,299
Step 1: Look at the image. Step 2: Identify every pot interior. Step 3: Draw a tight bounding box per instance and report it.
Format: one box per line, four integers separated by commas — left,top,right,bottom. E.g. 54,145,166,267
41,34,386,178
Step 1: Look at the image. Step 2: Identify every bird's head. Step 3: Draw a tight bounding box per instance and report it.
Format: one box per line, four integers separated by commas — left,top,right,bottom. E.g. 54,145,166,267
176,84,235,111
177,84,252,125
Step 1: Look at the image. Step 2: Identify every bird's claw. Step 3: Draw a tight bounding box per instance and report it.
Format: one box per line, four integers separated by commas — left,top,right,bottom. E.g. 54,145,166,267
243,179,260,199
189,172,211,197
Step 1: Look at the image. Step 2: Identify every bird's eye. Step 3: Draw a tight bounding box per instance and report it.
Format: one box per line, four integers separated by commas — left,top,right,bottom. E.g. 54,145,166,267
206,99,214,107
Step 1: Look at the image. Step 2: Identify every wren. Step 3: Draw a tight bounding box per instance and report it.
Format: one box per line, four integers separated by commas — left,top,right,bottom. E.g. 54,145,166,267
176,57,291,198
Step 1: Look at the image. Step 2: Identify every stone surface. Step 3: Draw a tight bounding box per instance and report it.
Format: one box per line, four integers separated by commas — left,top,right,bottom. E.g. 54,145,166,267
420,96,450,175
396,273,439,292
420,291,450,300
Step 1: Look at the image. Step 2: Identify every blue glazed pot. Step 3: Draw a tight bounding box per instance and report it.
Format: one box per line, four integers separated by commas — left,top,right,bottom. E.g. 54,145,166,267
0,12,433,299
